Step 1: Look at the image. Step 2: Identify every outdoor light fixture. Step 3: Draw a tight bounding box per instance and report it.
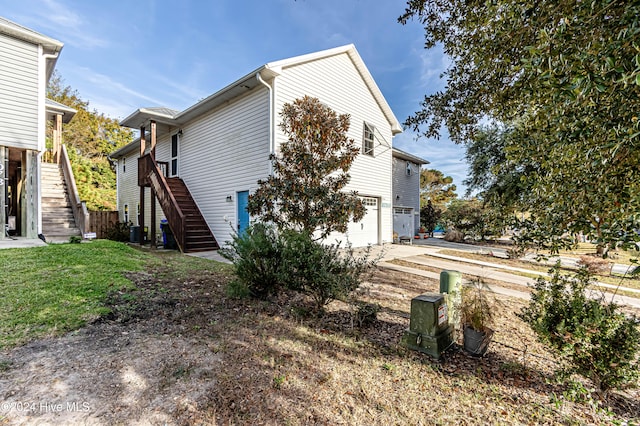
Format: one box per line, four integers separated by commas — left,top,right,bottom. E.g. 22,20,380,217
177,129,183,136
226,195,232,202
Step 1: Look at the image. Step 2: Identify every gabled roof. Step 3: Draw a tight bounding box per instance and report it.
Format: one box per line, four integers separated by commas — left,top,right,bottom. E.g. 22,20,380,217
392,147,429,165
45,98,76,123
120,44,402,135
0,16,63,80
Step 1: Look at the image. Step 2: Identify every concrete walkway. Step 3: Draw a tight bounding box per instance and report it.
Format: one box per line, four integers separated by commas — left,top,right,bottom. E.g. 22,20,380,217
0,237,46,249
374,241,640,310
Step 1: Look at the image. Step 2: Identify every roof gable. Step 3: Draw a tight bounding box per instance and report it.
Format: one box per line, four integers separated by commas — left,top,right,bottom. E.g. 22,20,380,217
265,45,401,134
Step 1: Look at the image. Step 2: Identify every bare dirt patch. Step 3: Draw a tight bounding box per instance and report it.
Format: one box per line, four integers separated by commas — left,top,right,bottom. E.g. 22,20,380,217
1,261,639,425
0,264,229,425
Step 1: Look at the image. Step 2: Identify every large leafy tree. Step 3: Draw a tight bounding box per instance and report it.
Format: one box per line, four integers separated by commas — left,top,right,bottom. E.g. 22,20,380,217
247,96,365,239
400,0,640,252
420,168,457,209
47,72,133,210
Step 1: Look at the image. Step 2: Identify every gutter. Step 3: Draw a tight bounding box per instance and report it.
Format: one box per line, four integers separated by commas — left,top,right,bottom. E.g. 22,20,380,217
256,71,275,173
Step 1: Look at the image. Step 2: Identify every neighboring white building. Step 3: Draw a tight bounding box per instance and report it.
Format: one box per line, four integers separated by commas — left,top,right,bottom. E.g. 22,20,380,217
0,16,79,241
111,45,402,252
392,148,429,238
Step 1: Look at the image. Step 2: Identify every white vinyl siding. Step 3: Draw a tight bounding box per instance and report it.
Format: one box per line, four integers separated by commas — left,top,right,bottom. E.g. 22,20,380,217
0,33,39,149
118,150,140,224
275,52,394,244
179,88,270,246
115,49,398,248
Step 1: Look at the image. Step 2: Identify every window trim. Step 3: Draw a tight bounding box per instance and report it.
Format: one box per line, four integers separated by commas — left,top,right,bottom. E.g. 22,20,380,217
124,204,129,224
170,133,179,177
363,122,375,156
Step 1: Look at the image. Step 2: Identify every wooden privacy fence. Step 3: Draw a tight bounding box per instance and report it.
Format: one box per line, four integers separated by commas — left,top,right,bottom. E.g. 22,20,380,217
87,210,119,239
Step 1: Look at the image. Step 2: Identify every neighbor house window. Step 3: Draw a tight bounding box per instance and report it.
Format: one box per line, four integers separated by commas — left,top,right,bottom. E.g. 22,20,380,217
136,203,140,226
363,123,375,156
122,157,126,173
406,161,412,176
124,204,129,223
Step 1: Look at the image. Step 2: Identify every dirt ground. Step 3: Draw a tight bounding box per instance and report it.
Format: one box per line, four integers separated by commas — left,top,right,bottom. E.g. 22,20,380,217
1,262,639,425
0,267,227,425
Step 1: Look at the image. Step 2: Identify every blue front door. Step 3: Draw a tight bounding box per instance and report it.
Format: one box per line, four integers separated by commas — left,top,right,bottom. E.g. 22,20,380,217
237,191,249,235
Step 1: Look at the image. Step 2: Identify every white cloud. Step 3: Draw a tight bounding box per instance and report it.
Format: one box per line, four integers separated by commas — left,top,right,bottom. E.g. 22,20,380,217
11,0,109,49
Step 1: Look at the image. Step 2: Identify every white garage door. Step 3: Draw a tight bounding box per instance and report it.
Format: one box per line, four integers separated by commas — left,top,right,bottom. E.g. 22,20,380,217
393,207,414,238
345,197,379,247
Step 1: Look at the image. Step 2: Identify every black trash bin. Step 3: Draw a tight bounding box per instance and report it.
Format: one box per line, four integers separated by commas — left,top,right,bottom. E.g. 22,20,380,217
130,226,140,243
129,226,148,243
160,219,177,249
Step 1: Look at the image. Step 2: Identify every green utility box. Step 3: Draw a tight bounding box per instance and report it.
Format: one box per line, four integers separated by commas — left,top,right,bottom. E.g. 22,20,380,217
402,293,454,359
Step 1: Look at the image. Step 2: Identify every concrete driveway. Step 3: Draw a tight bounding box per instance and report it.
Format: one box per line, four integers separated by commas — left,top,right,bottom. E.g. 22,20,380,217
374,241,640,310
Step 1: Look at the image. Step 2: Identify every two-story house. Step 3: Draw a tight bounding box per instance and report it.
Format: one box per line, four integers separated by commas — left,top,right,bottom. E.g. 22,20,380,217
392,147,428,238
0,16,79,242
111,44,403,251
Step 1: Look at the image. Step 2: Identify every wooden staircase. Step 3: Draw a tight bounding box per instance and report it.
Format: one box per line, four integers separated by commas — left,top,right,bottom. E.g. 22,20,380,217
138,153,218,253
40,162,81,242
165,178,219,252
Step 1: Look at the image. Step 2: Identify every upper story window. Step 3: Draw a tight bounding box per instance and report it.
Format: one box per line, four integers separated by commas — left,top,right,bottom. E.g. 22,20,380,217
122,157,126,173
406,161,412,176
363,123,375,156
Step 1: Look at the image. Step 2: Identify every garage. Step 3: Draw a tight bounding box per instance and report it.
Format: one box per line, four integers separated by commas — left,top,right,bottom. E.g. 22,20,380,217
393,207,414,238
344,197,379,247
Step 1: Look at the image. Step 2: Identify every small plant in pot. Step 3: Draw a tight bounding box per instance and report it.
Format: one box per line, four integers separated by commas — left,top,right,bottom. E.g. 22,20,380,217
460,277,496,356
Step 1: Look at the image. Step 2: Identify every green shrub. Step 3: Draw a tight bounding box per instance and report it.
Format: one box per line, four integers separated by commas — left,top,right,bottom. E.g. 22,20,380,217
279,231,377,311
219,223,283,299
69,235,82,244
225,279,250,299
519,266,640,396
353,301,381,327
106,221,131,242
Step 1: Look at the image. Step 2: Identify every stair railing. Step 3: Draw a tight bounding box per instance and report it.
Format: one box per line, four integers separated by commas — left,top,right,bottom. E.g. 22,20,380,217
60,144,89,236
139,153,185,252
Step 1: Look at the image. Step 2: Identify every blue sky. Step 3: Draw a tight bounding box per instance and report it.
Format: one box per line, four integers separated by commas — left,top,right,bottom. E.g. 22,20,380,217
1,0,469,194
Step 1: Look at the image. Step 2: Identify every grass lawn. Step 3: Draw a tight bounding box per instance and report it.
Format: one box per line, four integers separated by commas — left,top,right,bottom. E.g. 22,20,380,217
0,242,637,424
0,240,148,348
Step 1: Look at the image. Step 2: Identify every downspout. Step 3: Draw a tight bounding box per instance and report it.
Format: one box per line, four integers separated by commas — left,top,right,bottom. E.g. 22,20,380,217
256,71,275,174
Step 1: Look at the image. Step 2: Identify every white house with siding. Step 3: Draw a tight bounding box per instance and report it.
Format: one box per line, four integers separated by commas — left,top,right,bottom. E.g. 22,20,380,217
111,44,402,252
392,147,428,238
0,17,80,242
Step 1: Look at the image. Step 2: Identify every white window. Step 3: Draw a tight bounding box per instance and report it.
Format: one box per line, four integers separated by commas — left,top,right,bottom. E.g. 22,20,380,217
394,207,412,214
136,203,140,226
363,123,375,156
124,204,129,223
170,133,179,176
362,197,378,207
122,157,126,173
406,161,412,176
